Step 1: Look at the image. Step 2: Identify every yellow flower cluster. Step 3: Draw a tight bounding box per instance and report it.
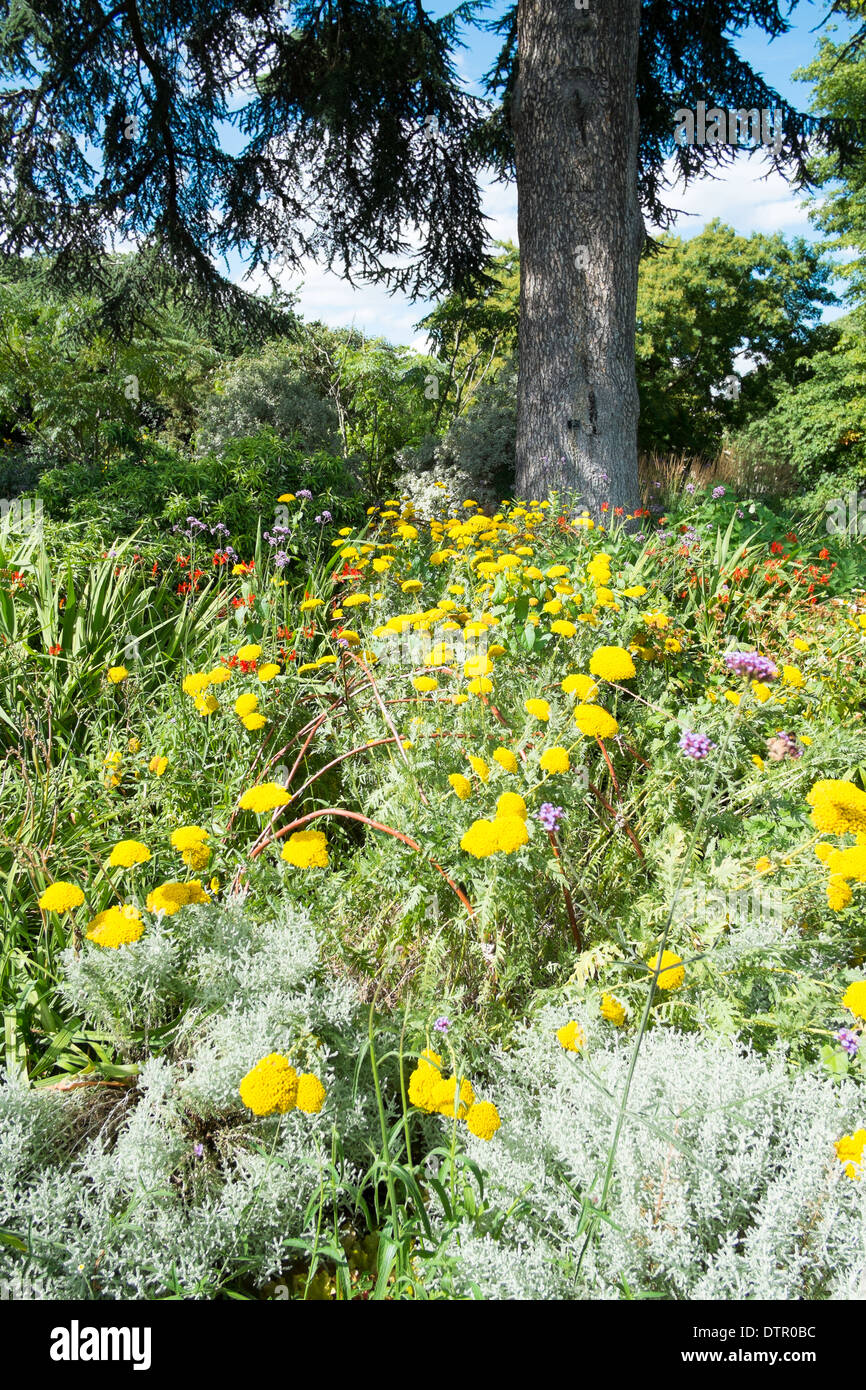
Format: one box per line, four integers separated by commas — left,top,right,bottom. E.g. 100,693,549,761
239,782,291,814
86,904,145,948
807,780,866,913
38,882,85,913
239,1052,327,1116
842,980,866,1022
588,645,636,682
834,1129,866,1180
647,950,685,991
573,703,619,738
281,829,329,868
407,1049,500,1140
556,1019,586,1052
170,825,211,870
107,839,151,868
145,880,209,916
600,993,626,1026
460,813,530,858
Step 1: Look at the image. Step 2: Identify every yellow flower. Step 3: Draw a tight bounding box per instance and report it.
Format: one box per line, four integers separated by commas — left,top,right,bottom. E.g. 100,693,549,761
574,704,618,738
281,829,329,868
38,882,85,913
127,737,141,754
493,748,518,773
278,493,295,502
193,693,219,716
752,755,765,771
561,673,599,701
834,1129,866,1180
464,655,493,679
107,666,128,684
466,1100,501,1140
258,663,281,682
782,665,804,687
401,578,423,593
207,666,232,684
494,814,530,853
550,619,577,637
300,597,323,611
239,1054,299,1115
170,826,208,852
242,713,267,731
449,773,472,800
496,792,527,821
842,980,866,1021
148,755,168,776
107,839,151,868
647,950,685,991
724,691,742,706
589,645,635,682
408,1051,444,1111
86,904,144,948
600,994,626,1026
807,779,866,836
754,857,773,875
295,1073,327,1114
234,693,259,717
237,644,262,661
413,675,438,692
146,880,209,916
183,671,212,696
431,1073,475,1119
460,818,500,858
557,1020,586,1053
342,593,371,607
467,754,490,783
525,698,551,722
540,747,569,774
751,681,772,703
239,783,291,814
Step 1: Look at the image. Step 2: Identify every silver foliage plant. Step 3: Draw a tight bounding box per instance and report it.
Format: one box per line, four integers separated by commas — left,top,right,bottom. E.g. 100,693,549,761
438,1011,866,1301
0,902,380,1299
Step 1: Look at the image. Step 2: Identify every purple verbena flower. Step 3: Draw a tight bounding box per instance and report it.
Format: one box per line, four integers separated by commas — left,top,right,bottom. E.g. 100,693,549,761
679,730,715,760
315,510,332,524
724,650,779,681
296,488,313,500
433,1016,450,1034
837,1028,860,1057
537,803,565,832
712,486,726,500
685,482,696,495
274,551,290,569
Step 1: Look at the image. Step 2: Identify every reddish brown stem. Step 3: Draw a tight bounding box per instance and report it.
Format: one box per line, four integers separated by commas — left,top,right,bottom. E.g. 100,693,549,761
548,830,582,949
588,781,645,861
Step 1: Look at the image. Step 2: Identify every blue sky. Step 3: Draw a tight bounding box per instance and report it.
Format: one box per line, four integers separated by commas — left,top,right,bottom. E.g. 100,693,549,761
240,1,857,343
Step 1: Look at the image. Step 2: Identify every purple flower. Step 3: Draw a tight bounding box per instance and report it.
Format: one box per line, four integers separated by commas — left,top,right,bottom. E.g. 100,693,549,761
193,1143,204,1158
274,551,290,569
634,531,645,543
712,486,726,500
685,482,696,495
723,650,779,681
682,527,700,546
679,730,715,760
537,803,565,832
296,488,313,500
433,1016,450,1034
315,510,332,524
837,1028,860,1057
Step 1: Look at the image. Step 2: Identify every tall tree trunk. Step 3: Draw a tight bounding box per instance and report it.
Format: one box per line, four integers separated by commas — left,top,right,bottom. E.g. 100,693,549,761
513,0,644,515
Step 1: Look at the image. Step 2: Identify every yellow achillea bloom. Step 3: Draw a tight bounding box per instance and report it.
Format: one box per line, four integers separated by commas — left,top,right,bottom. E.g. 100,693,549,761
449,773,472,800
754,857,774,875
807,779,866,836
464,655,493,679
183,671,212,696
146,880,209,915
234,693,259,717
38,882,85,913
412,676,438,692
342,593,371,607
467,676,493,695
241,713,267,731
647,950,685,990
239,1054,299,1115
148,755,168,776
493,747,518,772
496,792,527,821
826,846,866,882
525,697,551,722
600,994,626,1026
557,1020,586,1052
561,673,599,701
257,663,281,682
408,1050,444,1110
782,665,804,687
108,839,151,868
300,597,323,611
460,818,500,858
540,747,569,774
401,578,423,593
171,826,208,852
207,666,232,685
237,644,262,662
842,980,866,1021
296,1073,327,1114
550,619,577,638
239,783,291,814
815,842,834,864
752,755,765,771
834,1129,866,1180
466,1100,501,1141
193,694,219,716
574,704,618,738
107,666,128,684
494,814,530,854
589,645,636,681
467,755,490,783
86,904,144,948
281,829,328,868
431,1074,475,1119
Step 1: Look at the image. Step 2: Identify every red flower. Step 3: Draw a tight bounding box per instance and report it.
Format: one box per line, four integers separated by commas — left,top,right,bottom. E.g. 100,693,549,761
600,503,610,513
819,548,829,560
48,642,61,656
770,541,784,555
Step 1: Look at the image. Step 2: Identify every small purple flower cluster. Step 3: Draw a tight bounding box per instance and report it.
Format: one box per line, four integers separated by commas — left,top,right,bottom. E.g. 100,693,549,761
315,510,332,524
679,730,715,760
712,486,726,500
837,1028,860,1057
433,1016,451,1034
296,488,313,500
685,482,696,495
537,803,565,832
173,516,232,543
724,650,779,681
681,527,700,546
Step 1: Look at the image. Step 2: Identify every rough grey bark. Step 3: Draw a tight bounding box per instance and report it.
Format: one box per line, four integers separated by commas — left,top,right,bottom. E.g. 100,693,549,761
513,0,644,515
